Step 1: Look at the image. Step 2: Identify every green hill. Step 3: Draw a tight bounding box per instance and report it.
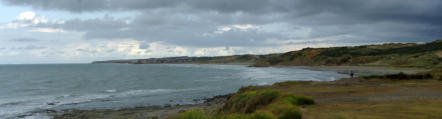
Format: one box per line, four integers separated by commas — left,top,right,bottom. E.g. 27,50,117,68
93,40,442,68
253,40,442,68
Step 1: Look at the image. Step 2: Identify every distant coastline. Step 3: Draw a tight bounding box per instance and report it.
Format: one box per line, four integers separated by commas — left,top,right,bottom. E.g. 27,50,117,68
92,40,442,68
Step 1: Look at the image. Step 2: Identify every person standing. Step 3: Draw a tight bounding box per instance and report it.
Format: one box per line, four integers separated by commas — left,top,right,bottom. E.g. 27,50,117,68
350,71,354,78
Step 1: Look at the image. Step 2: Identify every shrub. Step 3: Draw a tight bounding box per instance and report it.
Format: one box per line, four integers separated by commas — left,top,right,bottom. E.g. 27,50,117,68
268,58,284,65
281,94,315,106
362,75,382,79
175,109,207,119
175,90,315,119
384,72,433,80
385,72,408,79
249,111,276,119
363,72,434,80
269,103,302,119
223,90,281,113
215,111,275,119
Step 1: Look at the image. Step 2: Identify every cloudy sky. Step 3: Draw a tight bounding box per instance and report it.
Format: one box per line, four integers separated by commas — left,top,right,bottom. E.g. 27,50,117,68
0,0,441,64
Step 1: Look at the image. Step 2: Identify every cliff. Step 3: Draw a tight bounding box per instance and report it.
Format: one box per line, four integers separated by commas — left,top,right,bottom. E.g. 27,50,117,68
92,54,276,65
93,40,442,68
253,40,442,68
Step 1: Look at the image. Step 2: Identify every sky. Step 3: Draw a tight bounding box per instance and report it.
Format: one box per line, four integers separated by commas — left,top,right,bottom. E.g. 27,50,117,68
0,0,441,64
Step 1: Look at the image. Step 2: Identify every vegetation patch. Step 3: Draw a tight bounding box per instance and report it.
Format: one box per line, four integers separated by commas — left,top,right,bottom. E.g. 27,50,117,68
222,90,281,113
363,67,442,80
253,40,442,68
363,72,433,80
173,90,314,119
174,110,207,119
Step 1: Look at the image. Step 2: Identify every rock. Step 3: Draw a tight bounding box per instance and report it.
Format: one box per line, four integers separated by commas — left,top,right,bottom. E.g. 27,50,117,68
164,104,172,108
178,109,187,113
46,110,56,113
149,116,159,119
193,99,200,102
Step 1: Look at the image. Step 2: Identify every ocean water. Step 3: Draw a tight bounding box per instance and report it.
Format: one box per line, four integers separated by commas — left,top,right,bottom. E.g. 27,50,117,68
0,64,348,119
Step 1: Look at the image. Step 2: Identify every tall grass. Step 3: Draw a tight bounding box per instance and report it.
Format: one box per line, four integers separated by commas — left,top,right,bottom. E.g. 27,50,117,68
175,110,207,119
174,90,314,119
363,72,434,80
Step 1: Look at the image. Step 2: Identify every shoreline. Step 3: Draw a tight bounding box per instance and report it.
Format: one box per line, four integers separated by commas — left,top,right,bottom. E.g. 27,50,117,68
49,65,430,119
52,94,231,119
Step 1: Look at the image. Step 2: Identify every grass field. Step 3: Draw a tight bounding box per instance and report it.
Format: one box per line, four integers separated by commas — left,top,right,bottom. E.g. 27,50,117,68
172,68,442,119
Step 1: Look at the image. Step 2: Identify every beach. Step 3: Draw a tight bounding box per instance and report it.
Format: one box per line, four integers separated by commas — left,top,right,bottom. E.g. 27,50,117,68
50,66,437,119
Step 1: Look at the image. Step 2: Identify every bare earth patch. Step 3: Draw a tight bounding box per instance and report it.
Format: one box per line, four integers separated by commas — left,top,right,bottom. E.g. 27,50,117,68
435,51,442,58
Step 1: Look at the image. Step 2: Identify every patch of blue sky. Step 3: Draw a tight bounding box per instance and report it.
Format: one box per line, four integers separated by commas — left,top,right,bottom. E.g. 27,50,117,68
0,4,33,22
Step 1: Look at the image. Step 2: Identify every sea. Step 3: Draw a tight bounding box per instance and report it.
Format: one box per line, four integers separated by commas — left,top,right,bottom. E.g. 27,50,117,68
0,64,348,119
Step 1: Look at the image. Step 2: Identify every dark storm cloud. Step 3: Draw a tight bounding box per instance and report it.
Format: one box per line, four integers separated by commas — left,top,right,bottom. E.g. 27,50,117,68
4,0,441,19
4,0,442,46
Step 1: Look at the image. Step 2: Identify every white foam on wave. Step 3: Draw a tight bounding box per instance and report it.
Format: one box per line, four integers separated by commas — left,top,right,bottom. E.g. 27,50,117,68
22,113,51,119
0,96,53,119
0,88,200,119
240,67,348,85
111,88,190,98
53,88,194,108
105,89,117,93
54,94,110,106
163,64,246,70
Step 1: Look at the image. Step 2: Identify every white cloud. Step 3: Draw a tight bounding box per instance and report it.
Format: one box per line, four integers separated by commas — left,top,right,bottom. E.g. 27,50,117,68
0,11,51,30
213,24,260,34
215,26,232,34
232,24,259,31
28,28,65,33
17,11,36,20
17,11,48,25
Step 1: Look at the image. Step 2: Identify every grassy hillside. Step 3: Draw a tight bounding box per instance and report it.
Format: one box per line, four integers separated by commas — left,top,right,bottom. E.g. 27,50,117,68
253,40,442,68
170,68,442,119
93,40,442,68
92,54,278,65
187,54,277,64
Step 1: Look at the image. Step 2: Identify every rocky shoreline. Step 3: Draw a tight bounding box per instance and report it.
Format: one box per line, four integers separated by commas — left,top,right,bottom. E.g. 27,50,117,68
51,94,231,119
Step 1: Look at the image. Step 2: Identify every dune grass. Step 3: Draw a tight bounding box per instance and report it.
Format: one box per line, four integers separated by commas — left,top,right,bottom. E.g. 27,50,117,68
363,67,441,80
173,68,442,119
174,90,314,119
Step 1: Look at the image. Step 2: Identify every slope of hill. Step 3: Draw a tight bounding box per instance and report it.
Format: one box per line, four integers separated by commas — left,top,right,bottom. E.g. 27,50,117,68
92,54,277,65
253,40,442,68
93,40,442,68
